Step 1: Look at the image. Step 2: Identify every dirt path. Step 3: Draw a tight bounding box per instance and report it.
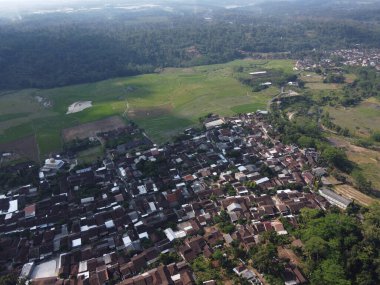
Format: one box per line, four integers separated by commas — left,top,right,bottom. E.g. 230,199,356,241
123,99,130,118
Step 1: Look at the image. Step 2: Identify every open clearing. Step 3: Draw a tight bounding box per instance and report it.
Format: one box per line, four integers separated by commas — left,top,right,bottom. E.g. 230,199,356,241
277,246,302,266
77,145,104,164
334,184,376,206
328,136,380,191
0,59,292,158
325,97,380,137
62,116,126,142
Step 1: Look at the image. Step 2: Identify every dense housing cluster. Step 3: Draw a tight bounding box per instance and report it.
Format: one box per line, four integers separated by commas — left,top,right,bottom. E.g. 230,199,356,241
0,113,352,285
295,48,380,71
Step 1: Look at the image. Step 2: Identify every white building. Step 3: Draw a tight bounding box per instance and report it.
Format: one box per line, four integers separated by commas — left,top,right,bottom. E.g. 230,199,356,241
41,157,64,173
318,188,352,209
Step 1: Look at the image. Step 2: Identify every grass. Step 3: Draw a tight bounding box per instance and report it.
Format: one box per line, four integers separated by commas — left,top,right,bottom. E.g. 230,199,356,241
77,146,104,164
325,97,380,137
0,59,293,157
305,83,341,90
347,147,380,191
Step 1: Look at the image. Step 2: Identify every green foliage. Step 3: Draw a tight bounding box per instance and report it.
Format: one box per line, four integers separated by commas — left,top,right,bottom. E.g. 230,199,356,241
218,222,236,234
297,206,380,285
355,139,373,148
261,230,290,246
311,259,351,285
267,111,323,148
340,68,380,107
297,135,316,148
1,8,380,91
0,164,39,191
251,243,281,275
324,73,345,84
299,208,325,224
371,132,380,142
304,236,329,262
191,256,220,284
352,170,373,195
363,204,380,245
212,249,224,261
159,252,181,265
214,210,236,234
321,146,353,173
224,183,237,196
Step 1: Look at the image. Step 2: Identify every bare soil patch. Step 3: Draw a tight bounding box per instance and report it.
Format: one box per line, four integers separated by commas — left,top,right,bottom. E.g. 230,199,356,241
0,135,39,161
62,116,126,142
328,137,366,152
334,184,376,206
278,246,302,266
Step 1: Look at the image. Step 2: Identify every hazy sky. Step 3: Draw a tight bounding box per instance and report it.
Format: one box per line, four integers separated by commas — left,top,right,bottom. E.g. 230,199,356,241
0,0,96,9
0,0,82,3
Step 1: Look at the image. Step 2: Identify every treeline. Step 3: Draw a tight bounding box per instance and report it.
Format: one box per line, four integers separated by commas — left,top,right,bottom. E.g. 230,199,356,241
234,67,298,91
1,11,380,90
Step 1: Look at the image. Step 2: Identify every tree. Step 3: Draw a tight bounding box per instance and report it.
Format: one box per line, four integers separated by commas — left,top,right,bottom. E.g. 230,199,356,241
304,236,329,262
298,135,315,148
324,73,345,84
159,252,180,265
191,256,219,284
363,204,380,245
352,170,372,195
311,259,350,285
321,146,353,172
212,249,224,261
251,244,281,275
299,208,324,224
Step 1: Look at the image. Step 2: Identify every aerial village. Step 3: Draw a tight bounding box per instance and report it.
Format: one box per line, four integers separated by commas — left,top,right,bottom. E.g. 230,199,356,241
295,48,380,71
0,112,353,285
